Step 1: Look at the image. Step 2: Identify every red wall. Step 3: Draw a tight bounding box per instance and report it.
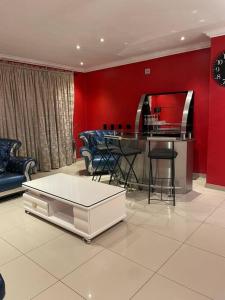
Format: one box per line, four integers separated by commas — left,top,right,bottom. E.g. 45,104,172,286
74,49,210,173
207,36,225,185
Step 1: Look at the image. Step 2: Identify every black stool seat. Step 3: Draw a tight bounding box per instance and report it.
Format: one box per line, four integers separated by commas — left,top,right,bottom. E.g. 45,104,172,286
96,144,118,152
112,148,141,156
149,148,177,160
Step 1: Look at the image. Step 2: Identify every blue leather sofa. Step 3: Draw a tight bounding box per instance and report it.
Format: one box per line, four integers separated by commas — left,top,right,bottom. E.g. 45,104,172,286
0,138,36,195
79,130,116,174
0,274,5,299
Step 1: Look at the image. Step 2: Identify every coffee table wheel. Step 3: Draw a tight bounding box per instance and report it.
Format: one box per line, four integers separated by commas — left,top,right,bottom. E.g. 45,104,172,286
83,238,91,244
25,210,30,214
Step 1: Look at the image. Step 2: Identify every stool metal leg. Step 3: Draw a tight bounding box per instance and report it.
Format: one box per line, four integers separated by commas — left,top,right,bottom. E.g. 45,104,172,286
98,153,111,182
148,141,177,206
109,155,122,185
171,157,176,206
171,142,176,206
148,157,153,204
109,155,118,184
92,152,104,181
124,154,138,187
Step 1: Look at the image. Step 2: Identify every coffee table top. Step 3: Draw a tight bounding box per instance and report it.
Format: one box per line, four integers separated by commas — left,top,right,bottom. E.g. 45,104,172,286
23,173,126,207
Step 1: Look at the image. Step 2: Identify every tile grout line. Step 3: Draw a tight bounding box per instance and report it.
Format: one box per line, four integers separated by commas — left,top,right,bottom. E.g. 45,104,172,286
0,228,66,259
59,247,106,281
127,206,214,299
1,176,225,299
148,200,225,300
98,245,155,272
94,199,225,299
158,273,213,300
181,197,225,243
30,280,61,300
126,198,224,299
61,281,88,300
129,271,156,300
24,244,105,282
184,241,225,260
57,240,155,300
0,235,65,300
30,280,87,300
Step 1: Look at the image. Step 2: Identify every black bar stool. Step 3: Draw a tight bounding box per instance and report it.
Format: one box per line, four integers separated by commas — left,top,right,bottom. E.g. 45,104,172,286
148,140,177,206
92,143,118,181
107,136,141,188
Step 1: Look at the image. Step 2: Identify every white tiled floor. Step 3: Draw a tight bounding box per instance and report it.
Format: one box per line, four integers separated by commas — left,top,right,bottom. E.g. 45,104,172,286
0,160,225,299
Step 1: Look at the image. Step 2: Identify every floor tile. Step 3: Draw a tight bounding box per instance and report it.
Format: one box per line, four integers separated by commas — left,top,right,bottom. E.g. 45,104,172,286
0,207,38,234
129,208,201,242
33,282,83,300
186,222,225,257
159,244,225,299
219,200,225,209
0,238,21,266
174,200,219,222
27,233,103,278
1,219,64,253
96,222,181,271
9,196,25,208
132,274,210,300
205,207,225,228
126,191,165,212
0,255,56,300
0,200,18,215
62,249,152,300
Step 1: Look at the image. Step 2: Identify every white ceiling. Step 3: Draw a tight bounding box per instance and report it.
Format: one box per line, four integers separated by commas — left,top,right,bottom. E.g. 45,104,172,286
0,0,225,72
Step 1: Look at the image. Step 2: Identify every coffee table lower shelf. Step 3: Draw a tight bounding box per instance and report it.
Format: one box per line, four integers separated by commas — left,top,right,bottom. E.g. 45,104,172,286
23,191,126,243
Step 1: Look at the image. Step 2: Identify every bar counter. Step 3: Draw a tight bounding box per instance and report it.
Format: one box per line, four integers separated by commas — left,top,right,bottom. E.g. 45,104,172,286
105,133,194,194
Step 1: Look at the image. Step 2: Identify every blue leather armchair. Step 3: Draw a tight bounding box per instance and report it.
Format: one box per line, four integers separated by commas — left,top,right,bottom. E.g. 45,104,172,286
0,138,36,195
79,130,116,174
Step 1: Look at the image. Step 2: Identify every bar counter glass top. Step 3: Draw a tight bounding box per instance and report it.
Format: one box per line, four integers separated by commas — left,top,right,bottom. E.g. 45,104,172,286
104,131,194,142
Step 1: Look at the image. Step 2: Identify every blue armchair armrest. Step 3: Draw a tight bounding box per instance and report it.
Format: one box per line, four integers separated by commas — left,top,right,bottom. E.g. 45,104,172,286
80,147,93,172
6,157,36,181
80,146,93,158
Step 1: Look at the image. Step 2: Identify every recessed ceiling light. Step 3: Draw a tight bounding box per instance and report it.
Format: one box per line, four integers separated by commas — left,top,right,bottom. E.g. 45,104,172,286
192,9,198,14
80,62,84,66
180,36,185,41
76,45,80,50
199,19,205,23
100,38,104,43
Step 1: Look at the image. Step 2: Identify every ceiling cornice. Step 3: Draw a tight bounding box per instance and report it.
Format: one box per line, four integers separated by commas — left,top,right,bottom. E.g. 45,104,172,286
0,41,210,74
84,41,210,72
0,53,84,72
204,27,225,38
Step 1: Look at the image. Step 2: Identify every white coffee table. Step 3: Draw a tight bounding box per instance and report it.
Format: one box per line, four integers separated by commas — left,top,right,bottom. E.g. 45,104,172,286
22,173,126,242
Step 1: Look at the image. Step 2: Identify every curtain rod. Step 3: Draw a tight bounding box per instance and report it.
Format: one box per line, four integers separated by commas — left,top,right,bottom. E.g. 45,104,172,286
0,59,74,74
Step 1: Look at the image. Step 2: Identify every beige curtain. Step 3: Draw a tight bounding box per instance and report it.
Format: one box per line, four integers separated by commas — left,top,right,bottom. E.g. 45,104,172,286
0,62,74,171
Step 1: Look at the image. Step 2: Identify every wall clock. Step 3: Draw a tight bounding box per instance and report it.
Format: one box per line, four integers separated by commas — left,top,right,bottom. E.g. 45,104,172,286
213,51,225,86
